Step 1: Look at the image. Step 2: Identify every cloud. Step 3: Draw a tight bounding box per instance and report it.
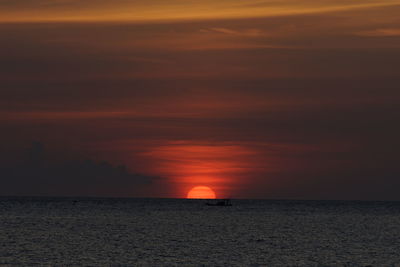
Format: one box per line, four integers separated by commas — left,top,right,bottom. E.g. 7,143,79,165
0,142,159,197
200,27,267,37
1,0,400,22
356,28,400,37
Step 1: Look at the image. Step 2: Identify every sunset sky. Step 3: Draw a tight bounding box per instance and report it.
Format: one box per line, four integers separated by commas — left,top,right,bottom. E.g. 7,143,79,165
1,0,400,200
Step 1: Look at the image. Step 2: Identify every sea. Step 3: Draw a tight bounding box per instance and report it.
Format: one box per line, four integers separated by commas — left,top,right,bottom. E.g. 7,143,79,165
1,197,399,266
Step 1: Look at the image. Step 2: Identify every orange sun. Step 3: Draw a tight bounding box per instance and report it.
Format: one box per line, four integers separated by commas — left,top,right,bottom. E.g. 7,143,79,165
187,186,216,199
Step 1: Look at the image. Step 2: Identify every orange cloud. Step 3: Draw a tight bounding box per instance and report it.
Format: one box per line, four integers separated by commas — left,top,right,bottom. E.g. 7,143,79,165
356,28,400,37
201,27,267,37
1,0,400,22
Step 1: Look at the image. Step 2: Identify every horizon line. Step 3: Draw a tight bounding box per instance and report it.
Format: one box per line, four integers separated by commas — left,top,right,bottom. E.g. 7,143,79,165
1,195,399,203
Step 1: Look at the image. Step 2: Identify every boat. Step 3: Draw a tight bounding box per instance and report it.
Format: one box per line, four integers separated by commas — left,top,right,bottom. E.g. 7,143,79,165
205,199,232,206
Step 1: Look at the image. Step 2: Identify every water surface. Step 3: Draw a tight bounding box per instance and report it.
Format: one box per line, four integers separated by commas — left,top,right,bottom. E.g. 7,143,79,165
1,197,399,266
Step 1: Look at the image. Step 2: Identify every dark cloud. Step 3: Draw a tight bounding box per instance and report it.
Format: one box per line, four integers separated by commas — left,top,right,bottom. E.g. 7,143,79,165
0,142,159,197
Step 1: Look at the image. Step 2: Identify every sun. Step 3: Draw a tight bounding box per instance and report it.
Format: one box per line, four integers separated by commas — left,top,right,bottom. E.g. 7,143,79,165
187,186,216,199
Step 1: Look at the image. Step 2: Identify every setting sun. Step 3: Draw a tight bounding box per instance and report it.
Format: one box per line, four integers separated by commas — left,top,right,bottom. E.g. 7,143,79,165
187,186,216,199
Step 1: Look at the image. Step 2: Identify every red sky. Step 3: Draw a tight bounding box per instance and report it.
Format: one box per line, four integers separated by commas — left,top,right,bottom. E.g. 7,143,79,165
0,0,400,199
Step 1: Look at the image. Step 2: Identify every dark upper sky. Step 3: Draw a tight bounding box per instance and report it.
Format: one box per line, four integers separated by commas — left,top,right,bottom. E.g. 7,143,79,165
1,0,400,199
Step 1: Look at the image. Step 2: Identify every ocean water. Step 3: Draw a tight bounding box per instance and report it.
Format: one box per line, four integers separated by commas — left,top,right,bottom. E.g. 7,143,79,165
1,197,400,266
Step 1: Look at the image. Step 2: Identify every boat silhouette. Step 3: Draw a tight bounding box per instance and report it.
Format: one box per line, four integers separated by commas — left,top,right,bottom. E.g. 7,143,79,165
205,199,232,206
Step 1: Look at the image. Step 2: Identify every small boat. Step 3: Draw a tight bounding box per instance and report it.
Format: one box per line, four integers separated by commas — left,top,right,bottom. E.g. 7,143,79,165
206,199,232,206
